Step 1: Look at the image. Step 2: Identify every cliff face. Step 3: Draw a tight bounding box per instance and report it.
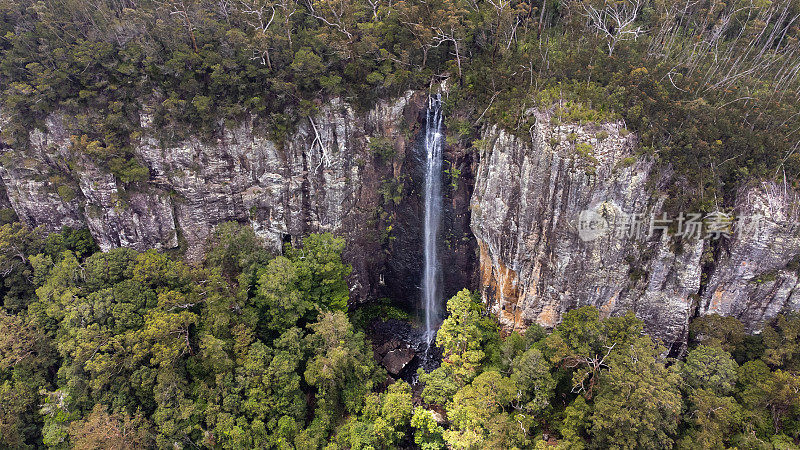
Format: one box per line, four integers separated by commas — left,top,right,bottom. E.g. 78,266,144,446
0,94,426,302
0,167,13,213
470,110,800,348
2,94,798,339
0,93,477,306
0,119,86,232
699,183,800,330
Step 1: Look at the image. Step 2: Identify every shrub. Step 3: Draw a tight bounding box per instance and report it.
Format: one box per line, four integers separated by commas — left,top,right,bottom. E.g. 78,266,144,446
369,137,395,162
109,158,149,183
56,185,77,202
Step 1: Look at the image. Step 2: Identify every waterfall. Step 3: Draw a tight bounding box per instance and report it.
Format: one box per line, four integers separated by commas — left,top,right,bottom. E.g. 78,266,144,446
422,95,444,342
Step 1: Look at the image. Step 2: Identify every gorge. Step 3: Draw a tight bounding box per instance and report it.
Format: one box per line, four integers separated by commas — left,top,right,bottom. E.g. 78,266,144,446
1,89,797,353
4,0,800,446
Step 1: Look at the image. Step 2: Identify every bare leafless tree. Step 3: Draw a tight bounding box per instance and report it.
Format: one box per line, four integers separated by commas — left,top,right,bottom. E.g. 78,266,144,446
239,0,278,66
431,27,464,77
155,0,200,52
582,0,647,55
304,0,353,40
237,0,298,67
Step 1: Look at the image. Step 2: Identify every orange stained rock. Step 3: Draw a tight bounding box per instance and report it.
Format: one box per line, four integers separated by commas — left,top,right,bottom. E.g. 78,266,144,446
599,292,619,318
710,289,726,312
536,303,559,328
478,240,524,330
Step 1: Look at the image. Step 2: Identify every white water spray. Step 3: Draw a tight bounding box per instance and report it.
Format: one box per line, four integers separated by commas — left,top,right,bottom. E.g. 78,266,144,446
422,95,444,342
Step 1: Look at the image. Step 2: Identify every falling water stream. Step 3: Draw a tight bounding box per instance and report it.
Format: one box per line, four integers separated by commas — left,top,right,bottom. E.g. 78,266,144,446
422,95,444,343
368,95,444,382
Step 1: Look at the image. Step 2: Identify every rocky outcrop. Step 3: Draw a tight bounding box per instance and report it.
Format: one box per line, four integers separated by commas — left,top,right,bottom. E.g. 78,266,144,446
0,94,441,303
0,121,85,231
75,161,178,252
470,111,799,349
382,348,416,376
699,183,800,330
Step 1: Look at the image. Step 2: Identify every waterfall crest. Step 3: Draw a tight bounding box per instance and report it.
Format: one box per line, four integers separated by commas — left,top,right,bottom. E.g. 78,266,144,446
422,95,444,342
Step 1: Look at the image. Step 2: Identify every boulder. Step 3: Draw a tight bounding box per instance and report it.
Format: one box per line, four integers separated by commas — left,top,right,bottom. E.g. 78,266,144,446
381,348,415,375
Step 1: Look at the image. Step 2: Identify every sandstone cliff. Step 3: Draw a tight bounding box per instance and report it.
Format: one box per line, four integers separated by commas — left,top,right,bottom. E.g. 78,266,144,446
470,110,800,349
2,94,798,343
0,93,476,305
0,95,417,302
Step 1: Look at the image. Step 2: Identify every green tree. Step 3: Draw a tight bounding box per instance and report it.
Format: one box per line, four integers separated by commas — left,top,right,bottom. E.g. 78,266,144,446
762,313,800,372
445,370,526,449
420,289,498,408
68,404,152,449
204,221,271,280
333,381,413,449
736,360,780,438
541,308,642,397
0,309,56,448
411,407,446,450
677,389,742,450
510,346,555,418
254,256,309,333
434,288,494,384
558,396,591,449
286,233,351,313
689,314,746,353
303,311,383,436
0,223,42,312
418,363,461,407
590,336,682,449
682,345,738,395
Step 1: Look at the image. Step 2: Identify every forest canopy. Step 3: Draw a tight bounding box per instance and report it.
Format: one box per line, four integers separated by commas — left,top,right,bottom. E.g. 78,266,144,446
1,220,799,448
0,0,799,208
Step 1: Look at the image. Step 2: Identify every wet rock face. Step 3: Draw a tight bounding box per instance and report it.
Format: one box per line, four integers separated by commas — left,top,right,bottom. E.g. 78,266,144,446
382,106,478,308
367,318,441,382
470,111,799,348
440,139,479,307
